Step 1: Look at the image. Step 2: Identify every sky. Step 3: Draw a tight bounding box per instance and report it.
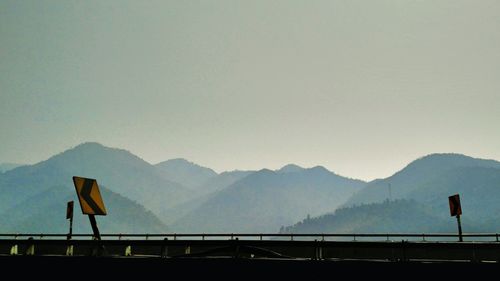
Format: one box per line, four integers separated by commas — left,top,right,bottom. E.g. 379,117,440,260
1,0,500,181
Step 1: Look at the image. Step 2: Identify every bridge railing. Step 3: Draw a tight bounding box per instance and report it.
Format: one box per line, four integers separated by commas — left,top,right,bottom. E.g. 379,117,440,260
0,233,499,242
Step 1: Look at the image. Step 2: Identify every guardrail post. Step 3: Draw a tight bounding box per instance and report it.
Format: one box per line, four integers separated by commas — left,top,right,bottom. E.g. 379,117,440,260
400,240,407,262
471,243,477,263
26,240,35,256
314,239,318,260
66,245,74,256
185,246,191,254
10,245,18,255
422,234,426,241
314,240,323,260
496,233,499,242
125,245,132,256
161,238,168,258
260,234,262,241
290,235,293,241
353,234,356,241
386,234,390,242
234,238,240,259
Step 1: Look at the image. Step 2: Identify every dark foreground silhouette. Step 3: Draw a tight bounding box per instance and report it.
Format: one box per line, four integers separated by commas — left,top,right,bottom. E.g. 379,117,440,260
1,256,497,278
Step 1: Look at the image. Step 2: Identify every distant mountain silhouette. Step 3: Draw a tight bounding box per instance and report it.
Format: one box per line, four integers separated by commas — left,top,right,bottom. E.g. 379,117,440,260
158,170,255,224
277,164,305,173
291,154,500,234
0,142,192,232
155,158,217,190
281,199,453,234
1,184,168,233
345,153,500,206
407,166,500,225
3,144,499,234
195,170,254,194
0,163,23,173
173,166,366,233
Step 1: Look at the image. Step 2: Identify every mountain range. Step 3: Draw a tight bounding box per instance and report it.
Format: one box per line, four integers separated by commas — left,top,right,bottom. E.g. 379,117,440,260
1,142,499,234
281,199,453,234
284,154,500,233
0,143,192,216
172,166,365,232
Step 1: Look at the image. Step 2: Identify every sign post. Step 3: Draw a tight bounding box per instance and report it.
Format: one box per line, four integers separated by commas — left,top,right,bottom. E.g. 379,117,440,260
73,176,107,255
66,201,74,240
448,194,463,242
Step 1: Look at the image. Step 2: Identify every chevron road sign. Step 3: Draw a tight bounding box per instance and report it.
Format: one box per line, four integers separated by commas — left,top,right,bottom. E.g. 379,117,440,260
73,176,107,216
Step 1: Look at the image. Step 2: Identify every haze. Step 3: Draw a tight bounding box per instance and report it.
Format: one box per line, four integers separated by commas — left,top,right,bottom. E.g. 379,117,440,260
1,0,499,181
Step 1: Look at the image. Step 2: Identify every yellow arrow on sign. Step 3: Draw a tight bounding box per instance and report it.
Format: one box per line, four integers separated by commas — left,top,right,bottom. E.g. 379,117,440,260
73,176,107,216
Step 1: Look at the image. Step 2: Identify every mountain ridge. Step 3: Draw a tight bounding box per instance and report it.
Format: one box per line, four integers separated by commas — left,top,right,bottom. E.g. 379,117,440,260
173,166,366,232
155,158,217,190
0,142,192,217
344,153,500,207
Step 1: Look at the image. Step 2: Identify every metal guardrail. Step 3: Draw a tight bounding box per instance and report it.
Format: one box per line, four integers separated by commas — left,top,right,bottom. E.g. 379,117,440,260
1,237,499,262
0,233,499,242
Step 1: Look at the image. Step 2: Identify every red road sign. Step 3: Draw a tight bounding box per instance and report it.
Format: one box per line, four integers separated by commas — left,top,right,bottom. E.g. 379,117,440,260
66,201,74,220
448,194,462,217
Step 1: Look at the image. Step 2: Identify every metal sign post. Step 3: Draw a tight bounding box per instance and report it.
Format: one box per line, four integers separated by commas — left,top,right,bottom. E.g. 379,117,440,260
66,201,74,240
456,214,463,242
88,214,101,240
73,176,108,255
448,194,463,242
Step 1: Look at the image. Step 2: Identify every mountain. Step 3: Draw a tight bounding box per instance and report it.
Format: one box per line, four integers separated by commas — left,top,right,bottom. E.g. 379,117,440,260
278,164,305,173
158,170,255,224
407,166,500,223
173,166,366,233
281,199,454,234
314,154,500,233
0,142,192,219
0,163,23,173
155,158,217,190
194,170,254,194
345,153,500,206
0,184,168,233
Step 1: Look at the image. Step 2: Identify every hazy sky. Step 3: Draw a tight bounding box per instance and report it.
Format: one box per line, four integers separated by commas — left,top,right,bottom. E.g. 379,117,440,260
1,0,499,181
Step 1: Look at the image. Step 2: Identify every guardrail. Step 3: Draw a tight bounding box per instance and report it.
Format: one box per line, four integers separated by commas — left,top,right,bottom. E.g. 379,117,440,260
1,233,499,242
1,235,499,262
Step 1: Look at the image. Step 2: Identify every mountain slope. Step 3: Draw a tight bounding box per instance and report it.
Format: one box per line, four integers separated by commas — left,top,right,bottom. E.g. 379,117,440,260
407,166,500,222
345,153,500,206
0,163,23,173
0,142,191,217
0,184,168,233
158,170,255,224
194,170,254,194
301,154,500,234
173,166,366,233
155,158,217,190
281,199,454,234
280,192,500,233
